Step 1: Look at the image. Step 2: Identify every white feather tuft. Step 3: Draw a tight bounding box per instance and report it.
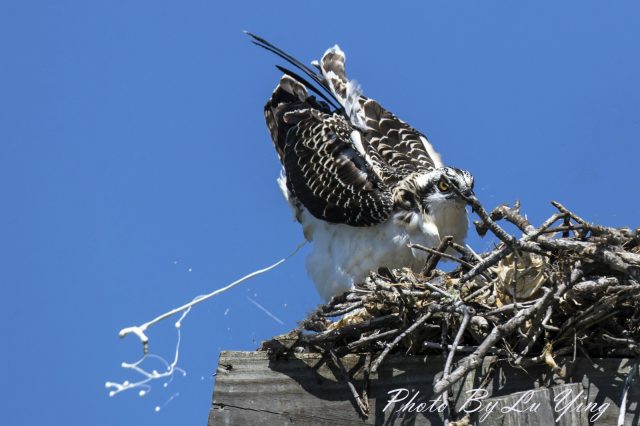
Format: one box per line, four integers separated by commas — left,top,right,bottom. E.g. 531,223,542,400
419,136,443,168
277,170,297,219
323,70,340,100
323,44,344,58
345,80,368,130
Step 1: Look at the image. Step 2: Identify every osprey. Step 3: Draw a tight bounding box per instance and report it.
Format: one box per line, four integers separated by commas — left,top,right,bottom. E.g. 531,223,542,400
250,34,474,301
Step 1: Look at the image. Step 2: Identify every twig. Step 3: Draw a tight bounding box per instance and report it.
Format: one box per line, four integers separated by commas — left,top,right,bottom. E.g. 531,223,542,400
419,236,453,275
485,300,538,316
255,196,640,422
346,329,400,351
370,312,432,373
329,349,369,418
441,307,472,423
433,283,562,396
410,242,476,271
321,301,364,317
462,282,493,303
443,308,472,377
618,358,638,426
423,341,506,355
474,201,535,236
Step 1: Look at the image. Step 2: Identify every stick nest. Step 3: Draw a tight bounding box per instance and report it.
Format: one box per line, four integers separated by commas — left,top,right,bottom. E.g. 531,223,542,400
260,197,640,403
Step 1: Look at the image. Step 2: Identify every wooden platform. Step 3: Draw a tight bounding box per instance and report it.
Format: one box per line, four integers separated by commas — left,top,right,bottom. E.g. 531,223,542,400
208,351,639,425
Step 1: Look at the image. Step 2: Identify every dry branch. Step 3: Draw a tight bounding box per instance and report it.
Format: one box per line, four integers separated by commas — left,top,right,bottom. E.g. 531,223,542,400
259,199,640,421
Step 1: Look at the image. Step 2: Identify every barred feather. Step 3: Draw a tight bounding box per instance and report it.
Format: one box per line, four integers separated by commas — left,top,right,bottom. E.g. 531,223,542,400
252,33,472,301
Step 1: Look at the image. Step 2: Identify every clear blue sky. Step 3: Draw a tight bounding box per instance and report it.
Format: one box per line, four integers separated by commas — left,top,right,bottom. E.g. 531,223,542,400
2,1,639,425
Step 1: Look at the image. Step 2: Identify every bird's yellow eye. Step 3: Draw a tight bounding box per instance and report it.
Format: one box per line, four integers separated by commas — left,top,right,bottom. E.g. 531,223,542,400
437,179,450,192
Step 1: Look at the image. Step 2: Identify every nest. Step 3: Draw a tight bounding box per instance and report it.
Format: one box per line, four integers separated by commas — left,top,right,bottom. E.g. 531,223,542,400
259,197,640,418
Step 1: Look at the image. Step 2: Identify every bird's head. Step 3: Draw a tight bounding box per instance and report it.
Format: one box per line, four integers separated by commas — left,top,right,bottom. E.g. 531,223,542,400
414,167,475,214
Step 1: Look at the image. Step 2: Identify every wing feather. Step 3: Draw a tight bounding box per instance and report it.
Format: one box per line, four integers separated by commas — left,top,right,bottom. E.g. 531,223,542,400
284,111,393,226
318,48,442,181
256,35,444,226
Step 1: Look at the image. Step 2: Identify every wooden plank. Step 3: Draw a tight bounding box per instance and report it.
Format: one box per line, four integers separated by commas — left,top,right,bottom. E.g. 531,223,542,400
208,351,638,425
475,383,587,426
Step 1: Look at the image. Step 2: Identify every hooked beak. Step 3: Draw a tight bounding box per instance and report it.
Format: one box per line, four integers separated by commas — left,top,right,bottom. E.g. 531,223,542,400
460,189,477,213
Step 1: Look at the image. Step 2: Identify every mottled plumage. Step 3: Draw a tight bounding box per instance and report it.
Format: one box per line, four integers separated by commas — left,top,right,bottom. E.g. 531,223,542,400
251,33,474,301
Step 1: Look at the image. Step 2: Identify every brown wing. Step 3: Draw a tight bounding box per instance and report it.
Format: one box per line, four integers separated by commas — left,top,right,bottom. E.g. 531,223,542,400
320,46,441,185
265,75,393,226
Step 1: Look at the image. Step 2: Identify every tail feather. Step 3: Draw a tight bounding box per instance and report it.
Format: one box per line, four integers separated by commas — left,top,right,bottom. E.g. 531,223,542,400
247,32,369,129
246,31,340,108
275,65,339,111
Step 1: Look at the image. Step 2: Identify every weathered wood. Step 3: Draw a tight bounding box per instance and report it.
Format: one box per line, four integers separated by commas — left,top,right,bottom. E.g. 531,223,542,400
476,383,587,425
209,351,639,425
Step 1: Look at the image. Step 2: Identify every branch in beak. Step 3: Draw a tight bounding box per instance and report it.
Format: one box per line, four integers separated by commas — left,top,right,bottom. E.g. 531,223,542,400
440,174,476,211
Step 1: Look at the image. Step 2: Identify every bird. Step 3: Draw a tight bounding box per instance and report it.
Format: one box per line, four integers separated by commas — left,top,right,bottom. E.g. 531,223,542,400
249,33,475,302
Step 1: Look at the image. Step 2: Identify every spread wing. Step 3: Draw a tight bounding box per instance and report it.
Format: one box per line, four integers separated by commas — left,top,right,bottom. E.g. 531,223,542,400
251,33,443,225
265,75,393,226
319,46,443,184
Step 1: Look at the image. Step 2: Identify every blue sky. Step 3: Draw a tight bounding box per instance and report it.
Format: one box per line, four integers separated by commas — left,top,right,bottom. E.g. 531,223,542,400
2,1,639,425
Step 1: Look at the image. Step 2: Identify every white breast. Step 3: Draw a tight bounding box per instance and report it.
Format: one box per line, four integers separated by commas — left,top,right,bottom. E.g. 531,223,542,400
304,211,468,301
278,174,468,301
